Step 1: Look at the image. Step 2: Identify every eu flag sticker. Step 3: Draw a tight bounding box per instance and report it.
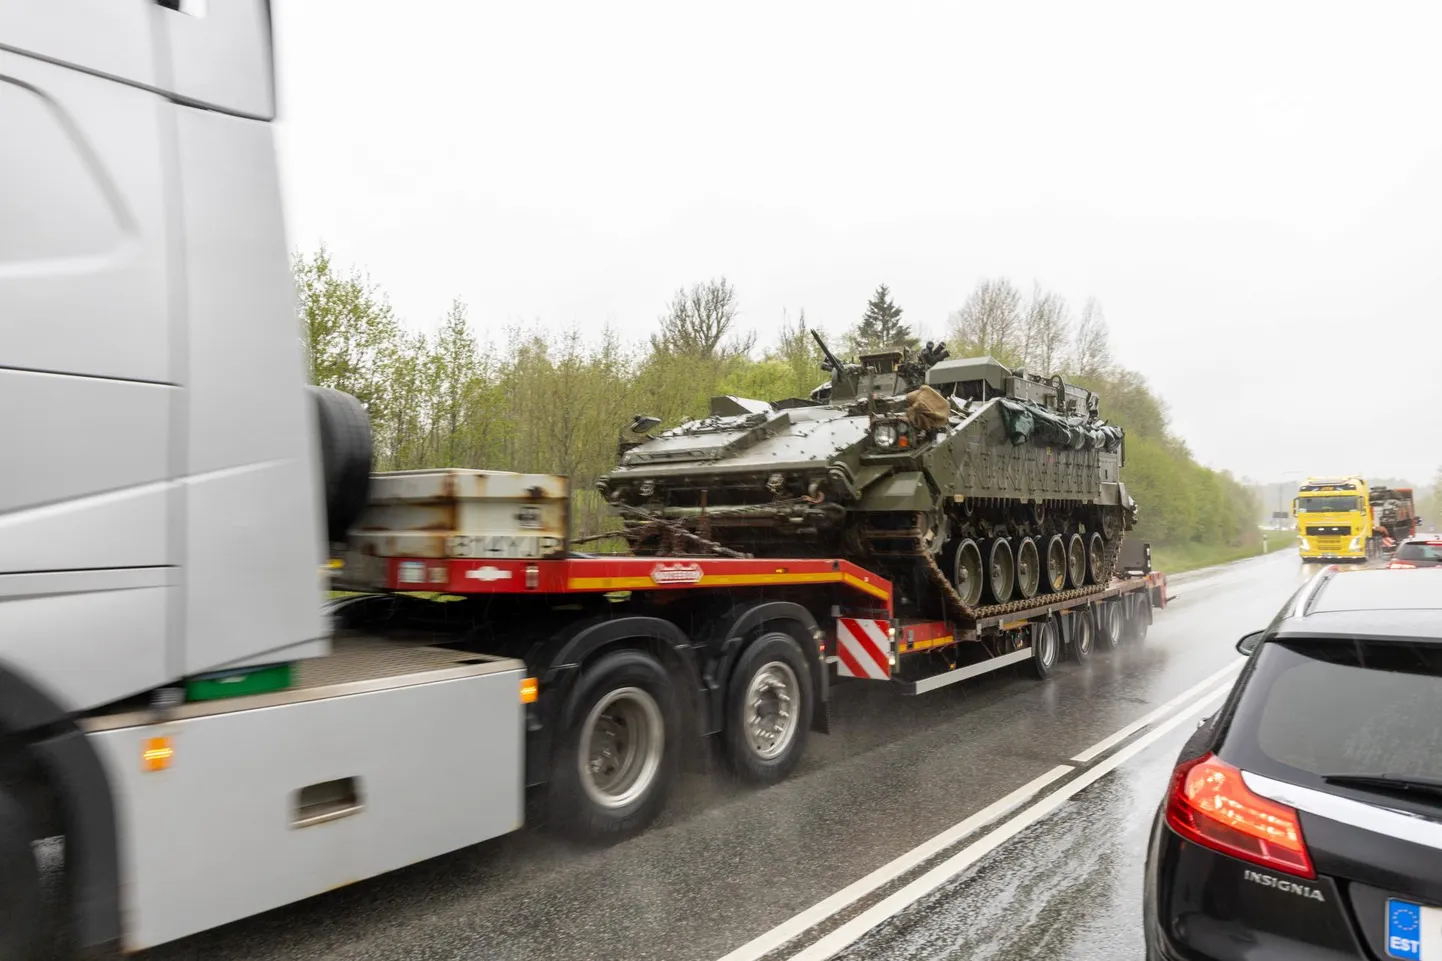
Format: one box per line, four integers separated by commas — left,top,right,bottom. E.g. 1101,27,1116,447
1388,899,1422,960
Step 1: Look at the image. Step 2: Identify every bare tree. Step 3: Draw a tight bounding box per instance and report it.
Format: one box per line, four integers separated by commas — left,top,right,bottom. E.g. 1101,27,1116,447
1072,297,1113,378
651,277,756,360
1021,282,1071,374
946,279,1023,362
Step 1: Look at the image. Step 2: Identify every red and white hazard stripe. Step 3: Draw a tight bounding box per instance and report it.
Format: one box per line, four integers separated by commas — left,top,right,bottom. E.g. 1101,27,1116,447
835,617,892,680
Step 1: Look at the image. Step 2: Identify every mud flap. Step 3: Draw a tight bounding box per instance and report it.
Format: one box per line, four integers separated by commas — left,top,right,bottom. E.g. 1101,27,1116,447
811,686,832,735
809,629,832,734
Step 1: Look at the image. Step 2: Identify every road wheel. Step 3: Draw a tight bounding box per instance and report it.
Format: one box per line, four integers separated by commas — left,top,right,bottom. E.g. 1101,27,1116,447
1043,534,1068,593
947,538,985,608
1086,533,1106,584
1066,534,1087,589
1029,618,1059,679
1098,601,1123,650
1014,537,1041,599
986,538,1015,604
551,650,680,842
0,787,42,961
1070,609,1095,662
724,631,813,784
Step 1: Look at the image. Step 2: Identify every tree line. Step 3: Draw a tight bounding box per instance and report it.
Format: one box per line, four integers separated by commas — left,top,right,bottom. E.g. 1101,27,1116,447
298,246,1259,549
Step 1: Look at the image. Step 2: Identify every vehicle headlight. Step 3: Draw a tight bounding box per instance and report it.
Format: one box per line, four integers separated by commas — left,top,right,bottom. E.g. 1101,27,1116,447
1299,538,1309,550
639,479,656,497
872,422,899,448
1348,536,1360,550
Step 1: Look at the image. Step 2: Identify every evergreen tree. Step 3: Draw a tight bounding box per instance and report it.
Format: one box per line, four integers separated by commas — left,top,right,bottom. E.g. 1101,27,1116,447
849,284,919,355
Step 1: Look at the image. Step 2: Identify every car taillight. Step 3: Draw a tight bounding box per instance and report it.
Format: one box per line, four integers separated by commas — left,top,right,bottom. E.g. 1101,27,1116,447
1165,753,1315,879
1390,561,1417,569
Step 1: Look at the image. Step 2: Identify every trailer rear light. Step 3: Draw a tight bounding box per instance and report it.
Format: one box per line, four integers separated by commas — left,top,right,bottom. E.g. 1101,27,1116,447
525,564,539,589
1165,753,1314,878
1390,561,1417,569
142,736,174,772
520,677,539,704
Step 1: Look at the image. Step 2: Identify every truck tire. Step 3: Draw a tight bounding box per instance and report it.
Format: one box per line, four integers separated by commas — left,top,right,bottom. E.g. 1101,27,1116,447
550,650,680,842
309,386,373,543
723,630,813,784
0,788,42,961
1123,597,1150,643
1097,601,1123,650
1029,618,1060,679
1070,609,1095,662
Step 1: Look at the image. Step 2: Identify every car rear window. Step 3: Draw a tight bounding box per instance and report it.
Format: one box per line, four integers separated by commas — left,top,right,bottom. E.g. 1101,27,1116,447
1222,641,1442,788
1397,542,1442,562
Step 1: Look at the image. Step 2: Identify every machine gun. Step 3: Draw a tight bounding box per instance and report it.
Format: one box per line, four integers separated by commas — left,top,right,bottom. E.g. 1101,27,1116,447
812,329,846,373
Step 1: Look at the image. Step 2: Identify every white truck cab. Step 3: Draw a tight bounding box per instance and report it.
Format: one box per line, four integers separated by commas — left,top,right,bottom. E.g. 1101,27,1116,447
1,5,525,954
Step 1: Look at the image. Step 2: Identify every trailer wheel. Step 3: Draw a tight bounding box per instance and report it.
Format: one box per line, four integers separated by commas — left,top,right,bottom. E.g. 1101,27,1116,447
1132,602,1151,643
0,787,42,961
723,631,814,784
1098,601,1123,650
1123,597,1150,643
551,650,680,842
1070,609,1095,662
1029,618,1059,679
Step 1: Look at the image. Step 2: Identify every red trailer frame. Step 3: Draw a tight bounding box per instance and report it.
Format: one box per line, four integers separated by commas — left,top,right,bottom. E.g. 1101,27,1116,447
367,552,1166,694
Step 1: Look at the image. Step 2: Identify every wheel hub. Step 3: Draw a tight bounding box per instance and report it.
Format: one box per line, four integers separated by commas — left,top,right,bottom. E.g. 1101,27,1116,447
580,687,664,809
744,662,800,760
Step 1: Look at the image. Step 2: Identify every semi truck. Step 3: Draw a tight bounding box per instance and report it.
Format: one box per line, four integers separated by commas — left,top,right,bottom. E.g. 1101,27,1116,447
1293,477,1418,562
0,3,1167,957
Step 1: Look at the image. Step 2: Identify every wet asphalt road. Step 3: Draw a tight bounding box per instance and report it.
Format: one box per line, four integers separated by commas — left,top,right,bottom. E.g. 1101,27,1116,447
136,549,1315,961
826,688,1201,961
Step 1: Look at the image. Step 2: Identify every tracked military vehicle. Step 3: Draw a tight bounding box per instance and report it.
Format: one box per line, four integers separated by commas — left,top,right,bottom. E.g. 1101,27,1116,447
598,335,1136,621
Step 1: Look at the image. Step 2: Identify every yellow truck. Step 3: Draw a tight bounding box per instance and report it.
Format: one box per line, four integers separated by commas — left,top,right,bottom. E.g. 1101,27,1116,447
1294,476,1379,562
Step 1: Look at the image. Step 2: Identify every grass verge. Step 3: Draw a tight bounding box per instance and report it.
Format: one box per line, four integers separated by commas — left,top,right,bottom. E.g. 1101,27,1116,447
1151,532,1298,575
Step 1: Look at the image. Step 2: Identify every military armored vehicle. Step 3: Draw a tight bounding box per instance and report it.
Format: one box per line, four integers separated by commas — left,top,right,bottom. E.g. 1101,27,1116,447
597,335,1135,621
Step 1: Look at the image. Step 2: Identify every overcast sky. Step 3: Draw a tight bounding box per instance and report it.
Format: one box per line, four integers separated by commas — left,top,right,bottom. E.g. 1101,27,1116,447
271,0,1442,485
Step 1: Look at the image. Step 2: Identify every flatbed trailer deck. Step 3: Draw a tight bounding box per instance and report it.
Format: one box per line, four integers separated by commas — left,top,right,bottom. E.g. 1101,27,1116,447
346,548,1167,703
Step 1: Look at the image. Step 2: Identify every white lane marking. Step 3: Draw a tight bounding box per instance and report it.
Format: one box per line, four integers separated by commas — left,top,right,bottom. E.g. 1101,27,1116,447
715,661,1241,961
787,684,1231,961
713,765,1073,961
1070,659,1243,763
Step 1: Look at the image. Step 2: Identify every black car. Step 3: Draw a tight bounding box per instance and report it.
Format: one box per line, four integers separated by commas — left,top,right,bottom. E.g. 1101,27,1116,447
1391,537,1442,569
1144,566,1442,961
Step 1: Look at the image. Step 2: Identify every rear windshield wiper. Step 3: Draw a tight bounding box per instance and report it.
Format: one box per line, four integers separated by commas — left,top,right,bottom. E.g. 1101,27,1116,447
1321,773,1442,801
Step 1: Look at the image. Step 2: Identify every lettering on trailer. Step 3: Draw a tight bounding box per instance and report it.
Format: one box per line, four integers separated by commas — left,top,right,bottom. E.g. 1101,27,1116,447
446,534,563,559
650,563,704,585
1242,869,1325,901
835,617,892,680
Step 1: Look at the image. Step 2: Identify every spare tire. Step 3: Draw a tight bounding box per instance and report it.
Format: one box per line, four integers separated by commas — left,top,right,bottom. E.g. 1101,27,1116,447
308,386,373,543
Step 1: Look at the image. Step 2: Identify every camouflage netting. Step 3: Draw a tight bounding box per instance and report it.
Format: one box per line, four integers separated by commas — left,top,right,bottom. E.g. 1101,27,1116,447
998,398,1124,452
